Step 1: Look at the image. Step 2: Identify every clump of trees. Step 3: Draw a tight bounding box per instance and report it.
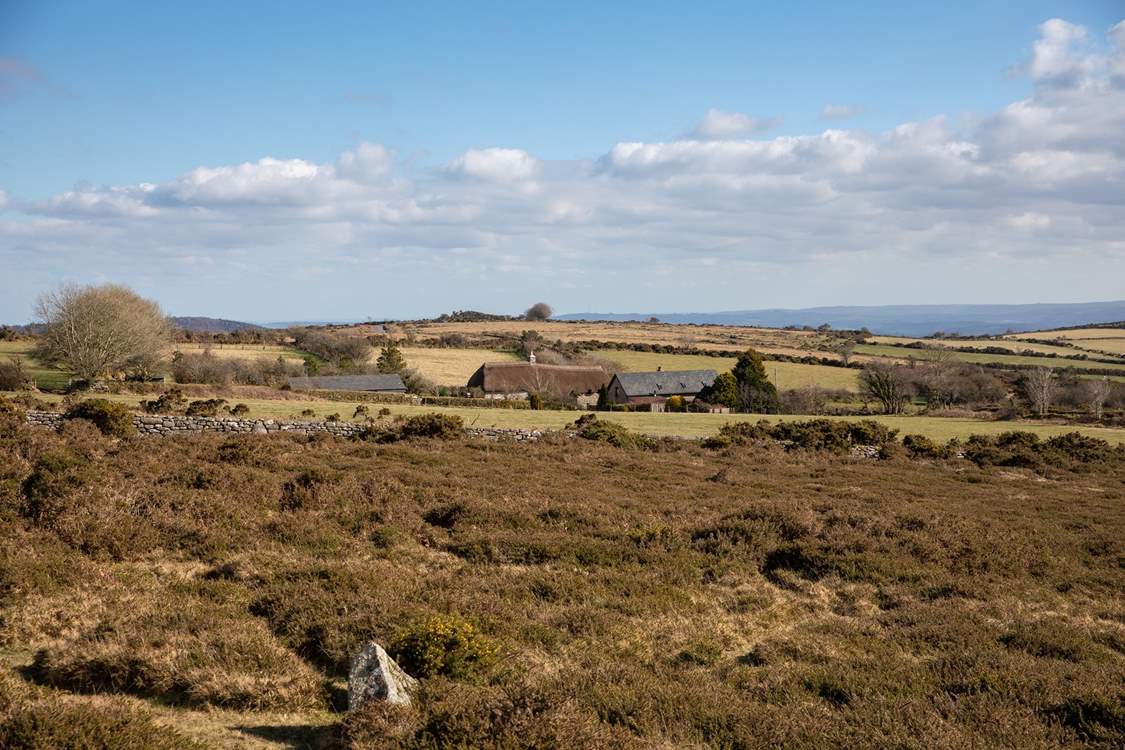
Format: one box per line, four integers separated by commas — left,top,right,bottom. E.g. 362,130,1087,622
291,328,371,370
859,362,911,414
524,303,553,321
696,348,779,413
35,284,170,381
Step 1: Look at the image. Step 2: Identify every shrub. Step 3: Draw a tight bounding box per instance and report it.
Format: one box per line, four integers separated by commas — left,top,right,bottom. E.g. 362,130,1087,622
902,434,953,459
846,420,899,447
665,395,686,412
63,399,134,437
0,358,32,391
353,404,370,419
360,413,464,443
389,614,500,680
140,388,187,414
571,414,653,449
230,403,250,416
0,699,208,750
185,398,228,417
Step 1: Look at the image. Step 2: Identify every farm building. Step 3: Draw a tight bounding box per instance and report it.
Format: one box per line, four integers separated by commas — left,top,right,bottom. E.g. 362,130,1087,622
605,369,718,411
467,362,609,404
286,374,407,393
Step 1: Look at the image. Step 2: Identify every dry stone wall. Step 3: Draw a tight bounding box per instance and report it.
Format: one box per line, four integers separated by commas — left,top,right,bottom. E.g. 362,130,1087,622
25,410,544,442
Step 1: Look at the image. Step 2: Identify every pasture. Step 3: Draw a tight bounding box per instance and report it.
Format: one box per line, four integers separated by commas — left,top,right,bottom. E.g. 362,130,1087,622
0,340,70,390
395,347,519,385
11,390,1125,444
594,350,860,391
855,343,1125,373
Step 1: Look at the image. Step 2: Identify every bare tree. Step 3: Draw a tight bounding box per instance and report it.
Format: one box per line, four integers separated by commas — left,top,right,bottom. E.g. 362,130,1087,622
1086,378,1112,419
524,302,553,321
1021,366,1055,416
35,283,170,381
859,362,910,414
834,339,856,366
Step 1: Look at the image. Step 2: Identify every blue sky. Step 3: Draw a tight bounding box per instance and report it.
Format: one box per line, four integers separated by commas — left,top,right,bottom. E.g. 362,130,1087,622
1,2,1123,322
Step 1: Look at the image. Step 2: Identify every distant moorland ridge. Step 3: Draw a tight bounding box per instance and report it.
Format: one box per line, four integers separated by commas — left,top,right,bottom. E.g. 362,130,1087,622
557,301,1125,337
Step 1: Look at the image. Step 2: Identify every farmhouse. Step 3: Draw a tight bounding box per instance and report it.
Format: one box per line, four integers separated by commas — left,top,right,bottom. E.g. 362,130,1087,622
467,362,609,404
605,369,718,411
286,374,407,393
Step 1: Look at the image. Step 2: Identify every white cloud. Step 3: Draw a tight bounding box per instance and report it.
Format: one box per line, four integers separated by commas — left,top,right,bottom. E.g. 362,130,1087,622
689,108,782,139
445,147,540,182
3,17,1124,318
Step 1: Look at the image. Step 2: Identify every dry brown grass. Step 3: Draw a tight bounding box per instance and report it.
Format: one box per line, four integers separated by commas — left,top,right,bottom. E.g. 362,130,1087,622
2,409,1123,748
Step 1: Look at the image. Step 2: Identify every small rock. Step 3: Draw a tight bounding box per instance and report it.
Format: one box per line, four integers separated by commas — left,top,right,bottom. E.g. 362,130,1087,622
253,423,268,434
348,642,417,709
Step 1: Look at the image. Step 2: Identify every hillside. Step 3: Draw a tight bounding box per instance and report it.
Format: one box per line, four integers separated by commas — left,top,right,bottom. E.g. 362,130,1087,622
558,301,1125,337
170,316,264,334
2,413,1123,748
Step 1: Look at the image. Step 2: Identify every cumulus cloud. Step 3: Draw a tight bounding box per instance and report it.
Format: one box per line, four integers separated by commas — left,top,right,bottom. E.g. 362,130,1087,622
445,148,540,182
3,18,1124,317
822,103,862,120
688,108,782,139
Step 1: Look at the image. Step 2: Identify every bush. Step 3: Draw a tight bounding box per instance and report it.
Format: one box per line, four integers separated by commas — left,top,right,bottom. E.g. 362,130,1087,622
0,699,207,750
361,413,464,443
571,414,653,449
389,614,500,680
63,399,134,437
230,403,250,416
0,359,32,391
185,398,228,417
902,434,953,459
140,388,186,414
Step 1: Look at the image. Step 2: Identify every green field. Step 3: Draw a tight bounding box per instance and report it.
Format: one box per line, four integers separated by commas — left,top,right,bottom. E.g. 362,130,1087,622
856,343,1125,372
0,340,71,390
595,350,860,391
12,390,1125,444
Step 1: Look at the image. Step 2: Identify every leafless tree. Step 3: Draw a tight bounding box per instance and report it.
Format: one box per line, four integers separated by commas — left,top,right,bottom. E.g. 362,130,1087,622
834,339,856,366
524,302,553,321
35,283,170,381
1086,378,1112,419
1021,366,1055,416
859,362,910,414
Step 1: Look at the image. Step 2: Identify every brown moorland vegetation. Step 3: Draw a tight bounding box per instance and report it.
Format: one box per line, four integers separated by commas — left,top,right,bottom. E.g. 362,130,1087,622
1,403,1123,748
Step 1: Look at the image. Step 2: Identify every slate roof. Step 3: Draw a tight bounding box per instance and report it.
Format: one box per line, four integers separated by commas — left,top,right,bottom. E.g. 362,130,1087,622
287,374,407,392
613,370,718,397
467,362,610,396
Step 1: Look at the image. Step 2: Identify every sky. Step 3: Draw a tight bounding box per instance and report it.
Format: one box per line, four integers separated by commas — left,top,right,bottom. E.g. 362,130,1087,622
0,1,1123,322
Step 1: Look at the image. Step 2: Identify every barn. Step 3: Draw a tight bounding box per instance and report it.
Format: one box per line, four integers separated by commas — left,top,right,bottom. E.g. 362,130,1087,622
604,369,718,411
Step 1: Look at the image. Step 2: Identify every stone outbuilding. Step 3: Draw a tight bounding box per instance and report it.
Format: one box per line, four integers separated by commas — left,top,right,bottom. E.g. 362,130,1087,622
604,369,718,412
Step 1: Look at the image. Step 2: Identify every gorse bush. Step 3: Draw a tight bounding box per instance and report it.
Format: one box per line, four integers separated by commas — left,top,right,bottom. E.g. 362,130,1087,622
711,419,897,453
140,388,187,414
185,398,228,417
361,413,464,443
571,414,653,449
389,614,500,680
63,399,134,437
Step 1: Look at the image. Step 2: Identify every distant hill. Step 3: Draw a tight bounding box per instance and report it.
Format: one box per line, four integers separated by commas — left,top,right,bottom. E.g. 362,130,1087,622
557,301,1125,337
170,316,263,334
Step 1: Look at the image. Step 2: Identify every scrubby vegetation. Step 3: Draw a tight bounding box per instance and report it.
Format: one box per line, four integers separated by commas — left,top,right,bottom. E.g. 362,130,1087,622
1,403,1123,748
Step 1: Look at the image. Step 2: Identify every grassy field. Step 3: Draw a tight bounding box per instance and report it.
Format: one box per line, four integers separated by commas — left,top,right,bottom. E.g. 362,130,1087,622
2,413,1123,748
594,350,860,391
0,340,70,390
396,347,519,385
855,343,1125,372
12,390,1125,444
1010,327,1125,341
869,335,1086,357
382,320,835,358
172,343,307,363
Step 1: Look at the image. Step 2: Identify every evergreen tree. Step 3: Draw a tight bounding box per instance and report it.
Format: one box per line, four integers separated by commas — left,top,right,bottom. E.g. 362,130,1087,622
376,343,407,373
697,371,739,408
731,348,779,413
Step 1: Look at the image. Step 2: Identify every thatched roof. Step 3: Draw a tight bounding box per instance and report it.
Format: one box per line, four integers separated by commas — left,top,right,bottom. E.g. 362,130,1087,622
467,362,609,396
287,374,407,392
